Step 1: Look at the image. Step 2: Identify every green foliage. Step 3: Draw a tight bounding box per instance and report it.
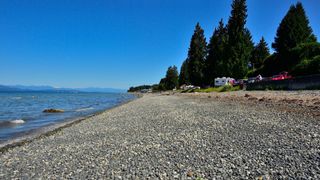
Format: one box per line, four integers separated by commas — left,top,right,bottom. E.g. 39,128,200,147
255,42,320,77
180,89,194,93
205,19,227,85
203,0,254,81
219,85,241,92
292,42,320,57
251,2,319,77
172,1,318,88
258,54,281,76
227,0,248,38
291,55,320,76
246,68,257,78
250,37,270,69
272,2,316,62
186,23,207,86
179,60,189,86
224,0,254,79
150,84,159,91
249,54,279,77
128,85,152,92
192,85,241,93
216,1,317,79
157,78,167,91
289,42,320,67
164,66,179,90
157,66,179,91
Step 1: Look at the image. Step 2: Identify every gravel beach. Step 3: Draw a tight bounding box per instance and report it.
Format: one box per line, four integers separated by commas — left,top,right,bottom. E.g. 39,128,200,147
0,92,319,179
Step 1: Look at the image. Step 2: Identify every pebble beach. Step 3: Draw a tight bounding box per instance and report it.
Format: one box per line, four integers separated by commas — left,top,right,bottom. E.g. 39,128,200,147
0,92,319,179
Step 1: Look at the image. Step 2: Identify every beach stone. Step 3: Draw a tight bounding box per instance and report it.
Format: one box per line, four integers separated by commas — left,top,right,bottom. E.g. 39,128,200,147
187,170,193,177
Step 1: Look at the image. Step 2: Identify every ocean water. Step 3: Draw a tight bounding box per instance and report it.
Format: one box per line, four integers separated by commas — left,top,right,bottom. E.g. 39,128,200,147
0,92,135,143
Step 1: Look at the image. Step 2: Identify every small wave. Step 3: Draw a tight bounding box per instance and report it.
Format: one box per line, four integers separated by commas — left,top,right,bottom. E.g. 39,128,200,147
10,119,25,124
76,107,94,112
0,119,25,128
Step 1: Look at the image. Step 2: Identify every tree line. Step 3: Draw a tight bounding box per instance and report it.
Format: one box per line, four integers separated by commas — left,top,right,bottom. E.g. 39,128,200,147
158,0,319,91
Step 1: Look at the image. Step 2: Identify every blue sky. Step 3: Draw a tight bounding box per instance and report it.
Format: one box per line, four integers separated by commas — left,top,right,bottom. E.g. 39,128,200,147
0,0,319,89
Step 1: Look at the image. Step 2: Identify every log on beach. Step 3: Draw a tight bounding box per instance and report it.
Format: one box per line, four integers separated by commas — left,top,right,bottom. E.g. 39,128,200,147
1,93,319,179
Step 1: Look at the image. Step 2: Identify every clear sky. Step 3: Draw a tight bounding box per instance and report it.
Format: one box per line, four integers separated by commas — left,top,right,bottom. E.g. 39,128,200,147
0,0,319,89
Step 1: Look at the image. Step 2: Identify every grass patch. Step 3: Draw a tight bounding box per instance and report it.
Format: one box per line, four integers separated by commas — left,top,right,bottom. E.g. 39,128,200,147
181,85,241,93
180,89,194,93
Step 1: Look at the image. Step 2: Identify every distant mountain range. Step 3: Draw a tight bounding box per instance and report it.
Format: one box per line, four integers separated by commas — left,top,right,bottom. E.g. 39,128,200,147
75,87,126,93
0,85,126,93
0,85,22,92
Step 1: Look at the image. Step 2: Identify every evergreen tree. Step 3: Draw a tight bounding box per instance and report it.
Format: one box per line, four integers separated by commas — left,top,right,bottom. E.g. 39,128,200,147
187,23,207,86
179,60,189,86
225,0,254,79
250,37,270,69
272,2,316,56
205,19,227,85
164,66,179,90
158,78,166,91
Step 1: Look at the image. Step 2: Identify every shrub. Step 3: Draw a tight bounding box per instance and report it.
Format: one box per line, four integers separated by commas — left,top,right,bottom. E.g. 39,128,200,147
259,54,281,76
291,55,320,76
289,42,320,69
291,42,320,60
256,42,320,77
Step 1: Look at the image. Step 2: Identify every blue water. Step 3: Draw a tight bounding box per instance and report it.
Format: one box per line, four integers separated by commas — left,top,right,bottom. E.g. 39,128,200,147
0,92,135,143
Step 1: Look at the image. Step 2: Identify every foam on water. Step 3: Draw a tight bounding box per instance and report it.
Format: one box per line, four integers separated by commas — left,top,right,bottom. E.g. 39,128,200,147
10,119,25,124
0,119,25,128
76,107,95,112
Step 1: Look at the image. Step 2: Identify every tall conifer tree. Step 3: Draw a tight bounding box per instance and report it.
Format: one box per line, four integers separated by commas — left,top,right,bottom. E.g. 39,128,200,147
250,37,270,69
272,2,316,56
187,23,207,86
205,19,228,85
225,0,254,79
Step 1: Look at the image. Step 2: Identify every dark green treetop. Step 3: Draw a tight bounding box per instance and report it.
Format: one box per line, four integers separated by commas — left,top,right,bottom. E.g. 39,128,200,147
272,2,316,55
250,37,270,69
225,0,254,79
227,0,247,42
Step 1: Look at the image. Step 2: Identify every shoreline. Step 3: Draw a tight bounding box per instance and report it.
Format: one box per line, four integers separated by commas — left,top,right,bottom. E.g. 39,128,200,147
1,90,318,153
0,95,140,153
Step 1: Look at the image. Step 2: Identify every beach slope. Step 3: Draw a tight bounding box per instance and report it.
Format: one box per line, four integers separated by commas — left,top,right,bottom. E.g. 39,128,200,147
0,94,319,179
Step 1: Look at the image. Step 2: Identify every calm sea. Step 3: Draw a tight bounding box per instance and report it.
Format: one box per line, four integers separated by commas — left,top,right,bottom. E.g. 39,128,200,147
0,92,135,143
